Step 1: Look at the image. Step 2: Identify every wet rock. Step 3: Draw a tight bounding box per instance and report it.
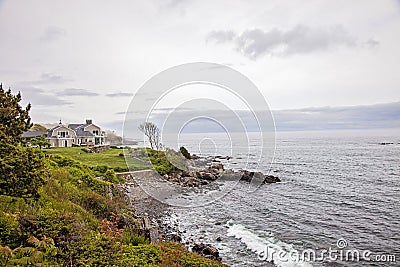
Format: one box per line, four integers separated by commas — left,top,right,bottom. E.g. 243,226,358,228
167,233,182,242
263,175,281,184
192,243,221,261
239,170,281,184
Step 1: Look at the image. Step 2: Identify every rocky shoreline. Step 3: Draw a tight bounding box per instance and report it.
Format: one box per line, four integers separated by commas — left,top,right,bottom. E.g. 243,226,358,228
115,156,281,263
162,161,281,188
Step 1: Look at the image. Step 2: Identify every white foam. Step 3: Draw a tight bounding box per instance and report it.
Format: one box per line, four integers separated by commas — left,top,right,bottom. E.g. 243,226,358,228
226,220,313,267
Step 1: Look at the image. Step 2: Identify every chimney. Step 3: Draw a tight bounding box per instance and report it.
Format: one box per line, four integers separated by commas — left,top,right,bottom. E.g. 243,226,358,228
86,119,92,125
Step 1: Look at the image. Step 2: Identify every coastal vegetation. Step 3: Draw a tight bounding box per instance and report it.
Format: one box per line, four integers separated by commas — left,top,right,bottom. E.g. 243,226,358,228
0,86,227,266
43,147,137,172
31,136,50,149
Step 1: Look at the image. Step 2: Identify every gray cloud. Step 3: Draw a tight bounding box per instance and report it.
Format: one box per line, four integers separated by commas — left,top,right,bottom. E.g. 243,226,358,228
208,25,357,59
165,0,186,8
59,88,99,96
106,92,134,97
39,73,71,83
20,72,72,85
17,86,71,106
40,26,67,42
207,30,236,43
365,38,379,48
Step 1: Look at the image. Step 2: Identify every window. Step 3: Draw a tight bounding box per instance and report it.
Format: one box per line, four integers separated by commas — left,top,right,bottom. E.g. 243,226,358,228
93,130,99,135
58,131,67,138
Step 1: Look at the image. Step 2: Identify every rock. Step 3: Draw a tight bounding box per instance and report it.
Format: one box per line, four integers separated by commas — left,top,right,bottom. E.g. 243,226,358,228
202,172,217,181
210,162,224,170
216,236,222,242
239,170,254,182
239,170,280,184
192,243,221,261
167,233,182,242
263,175,281,184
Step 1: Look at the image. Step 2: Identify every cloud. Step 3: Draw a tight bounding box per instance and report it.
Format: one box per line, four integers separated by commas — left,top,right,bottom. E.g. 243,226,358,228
17,86,71,106
39,73,71,83
59,88,99,96
19,73,72,85
207,30,236,43
207,25,357,59
365,38,379,48
165,0,186,8
106,92,134,97
40,26,67,42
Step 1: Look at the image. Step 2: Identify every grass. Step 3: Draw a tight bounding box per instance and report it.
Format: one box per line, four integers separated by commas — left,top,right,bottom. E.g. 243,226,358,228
43,147,150,172
0,154,228,266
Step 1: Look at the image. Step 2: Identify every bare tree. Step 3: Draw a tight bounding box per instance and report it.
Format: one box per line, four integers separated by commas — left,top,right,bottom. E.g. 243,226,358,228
138,121,161,150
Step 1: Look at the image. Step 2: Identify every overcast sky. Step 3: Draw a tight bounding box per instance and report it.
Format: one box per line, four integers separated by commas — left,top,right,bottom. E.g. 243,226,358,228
1,0,400,131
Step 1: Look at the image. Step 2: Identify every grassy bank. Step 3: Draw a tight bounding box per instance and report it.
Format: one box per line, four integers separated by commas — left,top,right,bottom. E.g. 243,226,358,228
0,152,227,267
43,147,150,172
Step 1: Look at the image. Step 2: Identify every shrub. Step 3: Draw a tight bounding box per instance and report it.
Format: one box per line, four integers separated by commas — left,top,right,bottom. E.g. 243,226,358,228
122,230,149,246
0,144,46,199
0,212,20,248
104,169,119,183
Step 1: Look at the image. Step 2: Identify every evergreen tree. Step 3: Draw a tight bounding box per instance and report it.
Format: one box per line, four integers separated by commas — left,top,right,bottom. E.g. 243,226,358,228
0,84,45,199
0,84,32,144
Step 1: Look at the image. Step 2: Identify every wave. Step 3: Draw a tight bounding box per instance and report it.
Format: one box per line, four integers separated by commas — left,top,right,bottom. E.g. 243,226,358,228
226,220,313,267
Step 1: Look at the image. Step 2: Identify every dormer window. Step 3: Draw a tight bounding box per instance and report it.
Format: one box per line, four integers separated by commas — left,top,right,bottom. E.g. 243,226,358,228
58,131,67,138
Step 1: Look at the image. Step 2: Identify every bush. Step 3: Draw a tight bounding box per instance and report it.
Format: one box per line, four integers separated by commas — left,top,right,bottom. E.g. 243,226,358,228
113,166,129,173
122,230,149,246
91,165,109,176
145,148,180,175
0,144,46,199
0,212,20,248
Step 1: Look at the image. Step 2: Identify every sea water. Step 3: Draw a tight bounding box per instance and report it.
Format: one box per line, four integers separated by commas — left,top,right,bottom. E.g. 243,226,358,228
163,129,400,267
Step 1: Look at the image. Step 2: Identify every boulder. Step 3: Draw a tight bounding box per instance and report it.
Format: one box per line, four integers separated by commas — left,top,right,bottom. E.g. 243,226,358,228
210,162,224,171
192,243,221,261
202,172,217,181
263,175,281,184
239,170,280,184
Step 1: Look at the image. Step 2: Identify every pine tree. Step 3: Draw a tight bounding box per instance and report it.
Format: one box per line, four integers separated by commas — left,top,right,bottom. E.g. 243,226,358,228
0,84,45,199
0,84,32,144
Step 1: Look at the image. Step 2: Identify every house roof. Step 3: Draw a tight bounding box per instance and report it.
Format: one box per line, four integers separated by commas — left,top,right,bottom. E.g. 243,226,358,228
76,128,94,137
68,123,85,130
22,131,47,138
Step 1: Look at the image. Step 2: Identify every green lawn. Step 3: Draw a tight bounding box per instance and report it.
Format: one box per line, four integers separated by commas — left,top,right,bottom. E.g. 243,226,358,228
43,147,150,171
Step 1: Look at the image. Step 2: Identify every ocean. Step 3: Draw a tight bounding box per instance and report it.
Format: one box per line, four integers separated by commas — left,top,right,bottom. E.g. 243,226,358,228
161,129,400,267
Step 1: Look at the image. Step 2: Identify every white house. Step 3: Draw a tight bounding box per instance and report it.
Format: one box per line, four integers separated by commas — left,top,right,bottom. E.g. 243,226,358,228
45,119,106,147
